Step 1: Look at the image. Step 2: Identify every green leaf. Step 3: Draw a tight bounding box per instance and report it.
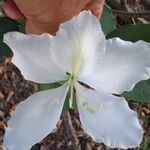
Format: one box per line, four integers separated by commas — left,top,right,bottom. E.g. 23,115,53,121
0,17,20,57
61,92,70,116
0,17,19,34
122,80,150,102
62,87,77,116
107,24,150,102
107,24,150,42
40,81,70,116
140,136,150,150
17,20,25,33
0,42,12,57
39,82,61,91
100,4,117,35
39,80,67,91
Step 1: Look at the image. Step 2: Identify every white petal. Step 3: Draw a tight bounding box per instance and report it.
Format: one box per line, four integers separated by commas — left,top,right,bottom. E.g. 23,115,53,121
75,83,143,149
4,32,66,83
51,11,105,76
78,38,150,94
4,83,69,150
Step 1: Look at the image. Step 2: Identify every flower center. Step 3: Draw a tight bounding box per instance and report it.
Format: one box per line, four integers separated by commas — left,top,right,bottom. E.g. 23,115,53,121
71,48,84,78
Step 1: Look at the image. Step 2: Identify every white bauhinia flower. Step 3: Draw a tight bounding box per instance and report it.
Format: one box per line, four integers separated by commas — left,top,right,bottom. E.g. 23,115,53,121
3,11,150,150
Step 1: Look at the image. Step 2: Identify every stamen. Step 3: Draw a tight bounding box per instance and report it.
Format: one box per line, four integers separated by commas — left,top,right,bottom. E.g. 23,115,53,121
68,74,75,108
81,99,95,114
78,81,95,90
81,99,103,113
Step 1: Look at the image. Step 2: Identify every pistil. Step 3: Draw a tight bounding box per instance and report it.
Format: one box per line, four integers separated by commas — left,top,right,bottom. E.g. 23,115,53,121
68,74,75,108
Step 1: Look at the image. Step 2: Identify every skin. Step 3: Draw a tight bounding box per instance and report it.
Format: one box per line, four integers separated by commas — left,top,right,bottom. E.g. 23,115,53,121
3,0,105,34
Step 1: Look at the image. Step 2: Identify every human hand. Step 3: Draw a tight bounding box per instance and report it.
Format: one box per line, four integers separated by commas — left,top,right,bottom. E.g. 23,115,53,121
3,0,105,34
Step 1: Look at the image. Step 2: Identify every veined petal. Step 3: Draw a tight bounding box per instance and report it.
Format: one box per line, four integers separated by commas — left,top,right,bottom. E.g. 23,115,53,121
75,82,143,149
4,83,69,150
51,11,105,76
4,32,67,83
78,38,150,94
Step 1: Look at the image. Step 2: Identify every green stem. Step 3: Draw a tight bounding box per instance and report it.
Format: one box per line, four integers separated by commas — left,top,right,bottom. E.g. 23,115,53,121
69,83,74,108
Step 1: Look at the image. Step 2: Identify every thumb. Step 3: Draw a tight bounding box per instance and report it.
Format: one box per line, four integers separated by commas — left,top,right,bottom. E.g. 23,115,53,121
83,0,105,19
2,0,25,19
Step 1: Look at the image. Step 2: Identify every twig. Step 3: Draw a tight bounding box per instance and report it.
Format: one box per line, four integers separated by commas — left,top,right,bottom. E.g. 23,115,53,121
0,7,5,18
112,9,150,19
0,0,6,18
65,111,81,150
105,0,124,10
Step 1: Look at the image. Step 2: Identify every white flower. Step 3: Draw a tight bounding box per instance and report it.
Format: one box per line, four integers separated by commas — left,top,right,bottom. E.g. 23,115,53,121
3,11,150,150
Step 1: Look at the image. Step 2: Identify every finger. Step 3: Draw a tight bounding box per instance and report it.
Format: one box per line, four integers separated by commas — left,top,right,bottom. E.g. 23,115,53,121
83,0,105,19
2,0,25,19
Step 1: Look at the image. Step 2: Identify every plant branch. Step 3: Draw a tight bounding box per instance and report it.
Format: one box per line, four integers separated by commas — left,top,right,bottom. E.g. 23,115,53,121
65,111,81,150
112,9,150,19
